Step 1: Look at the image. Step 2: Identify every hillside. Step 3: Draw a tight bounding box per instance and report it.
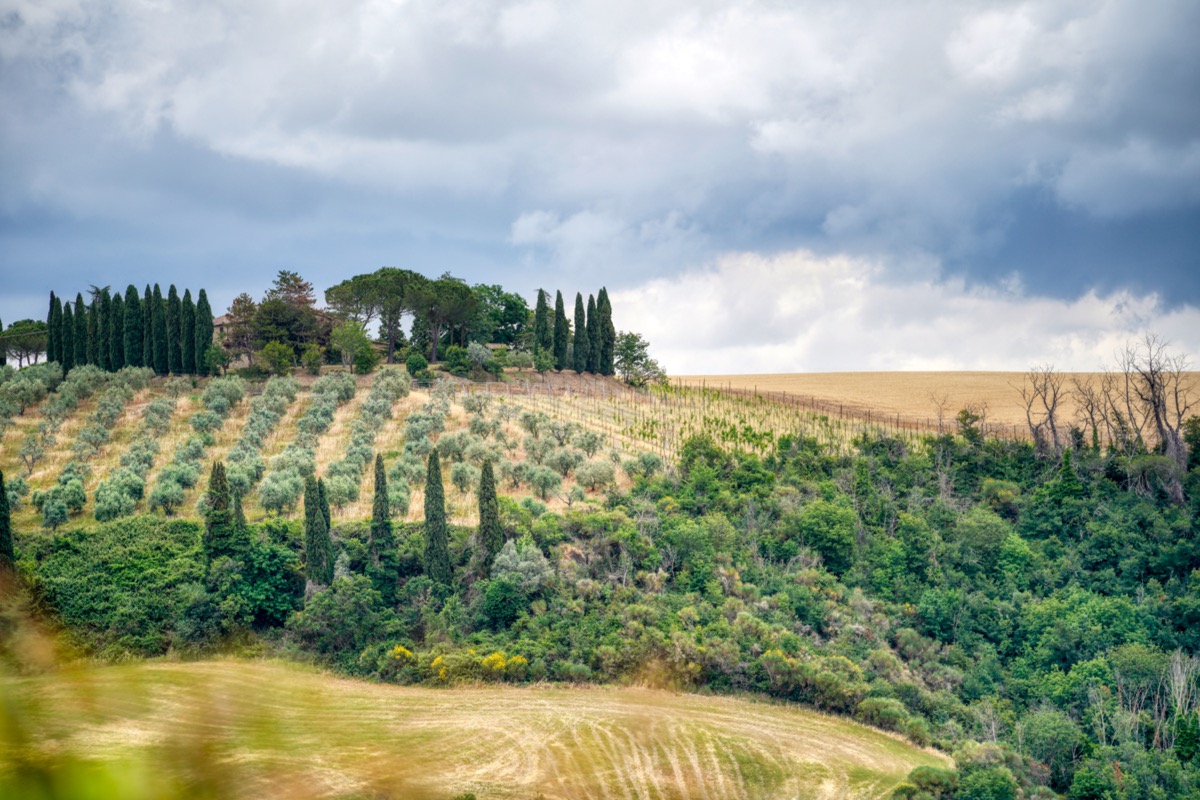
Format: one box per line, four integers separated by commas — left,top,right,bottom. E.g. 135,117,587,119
2,658,947,799
0,367,652,530
3,360,1199,800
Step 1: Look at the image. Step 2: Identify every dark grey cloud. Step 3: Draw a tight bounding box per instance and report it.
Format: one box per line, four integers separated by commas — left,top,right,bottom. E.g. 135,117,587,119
2,0,1197,353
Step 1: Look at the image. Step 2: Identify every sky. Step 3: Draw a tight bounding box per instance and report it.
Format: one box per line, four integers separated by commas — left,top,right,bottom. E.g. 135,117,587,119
2,0,1198,373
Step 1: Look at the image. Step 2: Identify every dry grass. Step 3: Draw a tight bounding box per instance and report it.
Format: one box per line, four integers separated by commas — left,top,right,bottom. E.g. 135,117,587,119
2,388,154,529
141,393,202,497
201,390,295,519
2,658,947,799
311,376,373,474
339,388,428,521
78,387,159,498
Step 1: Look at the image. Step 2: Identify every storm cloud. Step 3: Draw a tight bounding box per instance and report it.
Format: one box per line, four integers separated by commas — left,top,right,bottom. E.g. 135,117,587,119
2,0,1197,369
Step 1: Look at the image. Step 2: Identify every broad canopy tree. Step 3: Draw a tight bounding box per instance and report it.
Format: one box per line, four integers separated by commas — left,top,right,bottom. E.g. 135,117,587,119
409,273,477,364
3,320,48,367
325,267,423,363
614,331,667,387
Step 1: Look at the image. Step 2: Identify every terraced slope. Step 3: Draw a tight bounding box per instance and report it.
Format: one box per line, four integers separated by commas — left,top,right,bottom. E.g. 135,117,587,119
3,659,947,800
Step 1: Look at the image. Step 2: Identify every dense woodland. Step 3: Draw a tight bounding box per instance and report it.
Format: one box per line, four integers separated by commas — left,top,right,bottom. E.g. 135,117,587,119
1,343,1198,799
2,269,661,387
212,269,640,382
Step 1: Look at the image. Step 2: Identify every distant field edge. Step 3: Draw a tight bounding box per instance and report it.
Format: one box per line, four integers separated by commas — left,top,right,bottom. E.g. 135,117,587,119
674,370,1200,437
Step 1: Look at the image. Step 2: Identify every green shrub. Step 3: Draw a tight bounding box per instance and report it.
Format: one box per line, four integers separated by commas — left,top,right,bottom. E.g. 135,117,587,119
259,341,294,376
481,577,526,629
301,343,325,375
442,345,471,377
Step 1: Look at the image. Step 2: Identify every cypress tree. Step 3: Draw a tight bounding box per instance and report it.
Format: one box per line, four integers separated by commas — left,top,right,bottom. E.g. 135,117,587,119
370,454,393,567
586,294,600,373
598,287,615,376
232,488,247,533
533,289,551,354
203,461,235,561
572,293,589,374
86,297,99,366
97,288,111,371
61,302,75,372
195,289,214,375
478,459,502,573
0,467,13,575
553,290,569,371
304,476,334,586
303,474,318,532
47,292,59,366
73,294,87,366
181,289,196,375
319,477,331,533
108,293,124,370
423,450,451,585
166,285,182,374
142,285,153,368
152,284,168,375
0,317,4,368
123,285,143,368
56,295,66,365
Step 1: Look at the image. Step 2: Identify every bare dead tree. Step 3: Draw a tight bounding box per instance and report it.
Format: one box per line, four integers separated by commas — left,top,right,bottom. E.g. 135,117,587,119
930,392,951,435
1104,335,1197,502
1113,344,1154,452
1071,375,1104,450
1088,685,1112,747
973,698,1005,743
1017,365,1067,456
933,440,956,501
1168,649,1200,719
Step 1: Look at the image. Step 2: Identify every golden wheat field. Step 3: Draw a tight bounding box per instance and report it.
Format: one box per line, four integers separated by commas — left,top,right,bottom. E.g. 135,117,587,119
1,659,947,800
675,371,1200,437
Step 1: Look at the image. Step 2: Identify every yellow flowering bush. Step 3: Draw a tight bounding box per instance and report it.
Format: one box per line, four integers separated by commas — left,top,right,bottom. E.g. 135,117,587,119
481,651,507,679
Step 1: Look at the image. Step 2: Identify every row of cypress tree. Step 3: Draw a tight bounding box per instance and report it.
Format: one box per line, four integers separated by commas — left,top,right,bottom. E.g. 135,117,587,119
45,285,214,376
199,448,503,599
532,287,616,375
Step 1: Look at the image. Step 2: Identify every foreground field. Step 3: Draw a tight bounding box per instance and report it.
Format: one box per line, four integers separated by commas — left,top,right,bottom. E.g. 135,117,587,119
3,659,946,800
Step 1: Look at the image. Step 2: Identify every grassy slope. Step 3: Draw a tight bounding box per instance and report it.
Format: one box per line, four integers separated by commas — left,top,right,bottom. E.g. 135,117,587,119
3,659,946,800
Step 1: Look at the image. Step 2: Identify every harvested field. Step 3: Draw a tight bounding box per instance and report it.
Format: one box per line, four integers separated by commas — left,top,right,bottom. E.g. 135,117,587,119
1,659,947,799
675,371,1200,439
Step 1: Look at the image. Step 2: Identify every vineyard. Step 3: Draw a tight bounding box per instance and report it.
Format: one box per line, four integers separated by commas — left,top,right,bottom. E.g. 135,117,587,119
8,364,1191,531
2,364,980,531
0,368,655,530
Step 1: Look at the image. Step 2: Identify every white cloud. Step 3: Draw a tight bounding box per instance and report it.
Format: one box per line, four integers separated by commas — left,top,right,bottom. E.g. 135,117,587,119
612,249,1200,374
946,6,1038,84
498,1,560,46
